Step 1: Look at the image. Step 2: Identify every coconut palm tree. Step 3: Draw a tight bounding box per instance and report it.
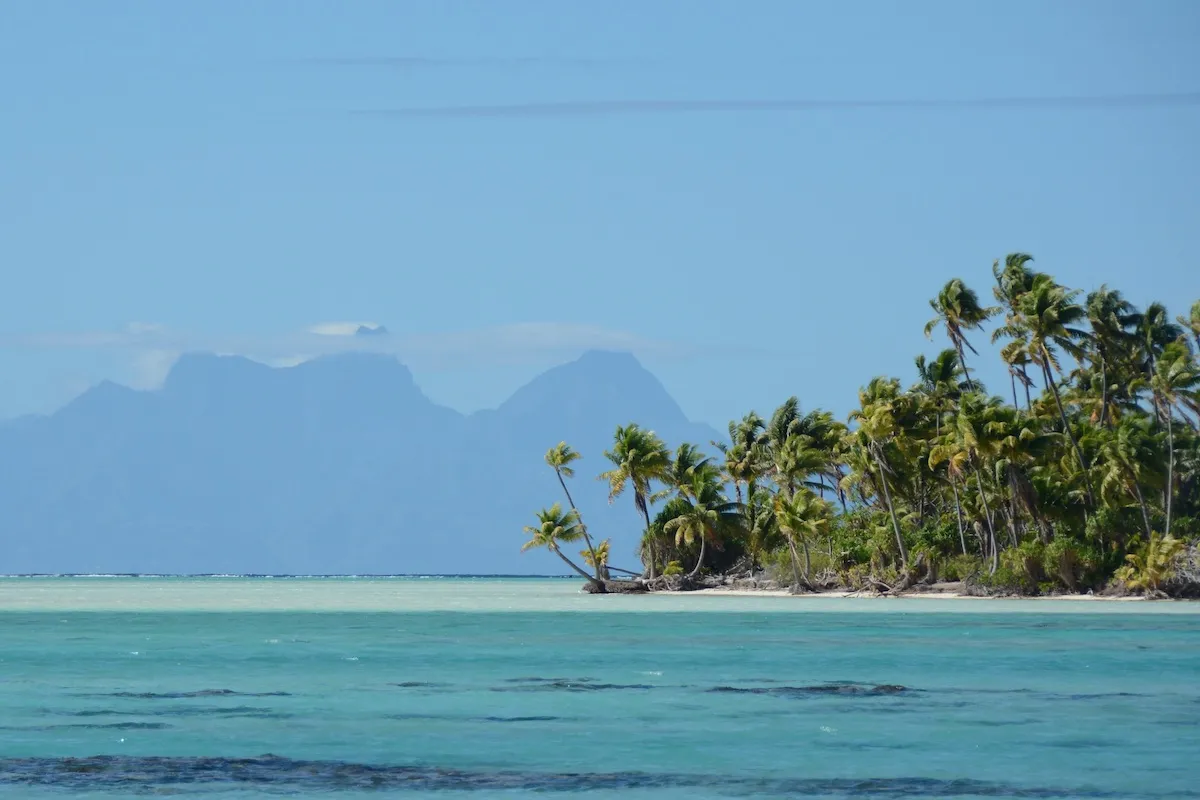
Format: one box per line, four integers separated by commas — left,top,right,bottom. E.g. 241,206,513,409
581,538,612,580
1085,286,1139,428
996,273,1095,506
1096,416,1159,539
661,466,740,579
1177,300,1200,352
924,278,998,391
545,441,600,579
1152,341,1200,536
521,504,601,586
599,424,673,579
847,378,910,568
773,488,833,588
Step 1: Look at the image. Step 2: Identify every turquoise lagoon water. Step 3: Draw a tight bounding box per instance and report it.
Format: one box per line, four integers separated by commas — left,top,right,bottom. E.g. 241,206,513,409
1,577,1198,799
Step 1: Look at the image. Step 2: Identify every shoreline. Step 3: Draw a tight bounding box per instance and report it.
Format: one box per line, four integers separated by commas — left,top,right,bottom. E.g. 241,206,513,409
689,586,1156,601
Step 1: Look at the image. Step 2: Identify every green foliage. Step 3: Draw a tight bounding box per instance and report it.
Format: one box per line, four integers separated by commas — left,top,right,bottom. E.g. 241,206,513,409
663,561,685,577
1115,533,1186,593
522,256,1200,597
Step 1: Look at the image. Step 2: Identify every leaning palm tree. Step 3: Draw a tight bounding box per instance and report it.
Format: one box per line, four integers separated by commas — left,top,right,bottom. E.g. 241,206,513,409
773,488,833,589
545,441,600,579
924,278,998,391
521,504,601,587
599,424,673,579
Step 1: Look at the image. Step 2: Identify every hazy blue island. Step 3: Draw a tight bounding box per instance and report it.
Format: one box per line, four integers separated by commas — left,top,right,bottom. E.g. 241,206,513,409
2,256,1198,599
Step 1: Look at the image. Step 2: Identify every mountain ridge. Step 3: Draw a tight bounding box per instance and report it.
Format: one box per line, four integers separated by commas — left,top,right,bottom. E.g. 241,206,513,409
0,350,719,575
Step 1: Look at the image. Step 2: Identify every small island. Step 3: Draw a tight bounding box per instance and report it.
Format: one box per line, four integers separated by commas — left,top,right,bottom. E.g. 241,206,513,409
522,254,1200,599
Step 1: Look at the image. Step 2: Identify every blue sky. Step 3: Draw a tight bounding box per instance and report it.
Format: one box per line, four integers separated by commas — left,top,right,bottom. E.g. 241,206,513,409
2,1,1198,429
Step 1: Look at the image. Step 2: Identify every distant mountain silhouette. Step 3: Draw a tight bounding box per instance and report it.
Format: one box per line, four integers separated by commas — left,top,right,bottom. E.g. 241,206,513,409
0,351,719,575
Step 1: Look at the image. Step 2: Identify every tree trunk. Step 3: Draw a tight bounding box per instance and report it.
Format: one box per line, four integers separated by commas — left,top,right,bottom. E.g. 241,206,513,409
801,537,812,582
973,463,999,574
688,535,707,579
1131,477,1153,539
1098,356,1109,428
1042,352,1095,507
638,494,658,580
951,477,967,554
1021,366,1032,409
871,445,908,568
556,470,601,581
1165,405,1175,538
552,546,604,591
785,536,802,590
1010,372,1019,409
956,341,977,393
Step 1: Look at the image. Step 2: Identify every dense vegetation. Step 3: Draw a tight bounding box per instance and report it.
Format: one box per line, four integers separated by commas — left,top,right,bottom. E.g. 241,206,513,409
522,255,1200,597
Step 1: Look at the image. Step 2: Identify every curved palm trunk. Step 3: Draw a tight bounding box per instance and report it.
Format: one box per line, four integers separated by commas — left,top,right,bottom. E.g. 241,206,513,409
801,537,812,582
870,445,908,568
1041,352,1095,507
688,535,707,579
555,470,601,581
785,535,803,590
551,546,603,590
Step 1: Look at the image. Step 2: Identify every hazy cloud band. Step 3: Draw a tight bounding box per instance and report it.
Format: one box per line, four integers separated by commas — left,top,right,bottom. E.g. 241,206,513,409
351,92,1200,119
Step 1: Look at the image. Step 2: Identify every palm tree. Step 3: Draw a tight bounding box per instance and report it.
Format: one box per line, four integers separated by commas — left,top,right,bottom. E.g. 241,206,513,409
1085,286,1139,428
581,538,612,580
599,424,673,579
1096,416,1159,538
1152,342,1200,536
1177,300,1200,352
521,504,601,587
741,480,779,577
997,273,1095,506
992,253,1040,403
847,378,909,568
713,412,768,505
774,488,833,588
925,278,998,391
545,442,600,580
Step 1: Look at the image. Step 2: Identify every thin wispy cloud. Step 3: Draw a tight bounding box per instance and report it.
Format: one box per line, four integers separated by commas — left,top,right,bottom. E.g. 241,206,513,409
351,91,1200,119
302,55,622,69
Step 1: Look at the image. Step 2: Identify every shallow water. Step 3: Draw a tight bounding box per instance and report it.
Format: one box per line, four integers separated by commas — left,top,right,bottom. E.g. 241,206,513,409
1,578,1197,798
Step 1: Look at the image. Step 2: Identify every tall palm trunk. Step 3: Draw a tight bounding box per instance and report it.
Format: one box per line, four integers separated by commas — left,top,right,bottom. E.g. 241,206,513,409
871,445,908,568
1128,473,1153,539
950,476,967,554
688,535,707,579
785,536,803,590
1010,373,1019,409
1165,406,1175,537
555,469,601,581
1041,350,1095,506
956,341,977,393
638,494,657,580
1098,356,1109,428
973,462,998,573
